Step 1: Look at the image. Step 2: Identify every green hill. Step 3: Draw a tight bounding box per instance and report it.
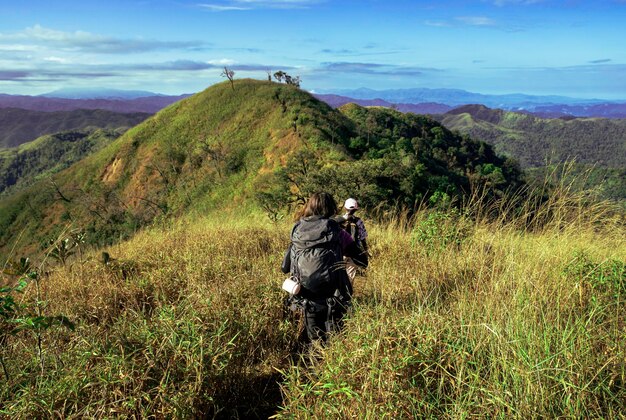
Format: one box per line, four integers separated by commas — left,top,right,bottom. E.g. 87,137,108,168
0,107,150,148
438,105,626,168
0,79,523,256
0,128,123,195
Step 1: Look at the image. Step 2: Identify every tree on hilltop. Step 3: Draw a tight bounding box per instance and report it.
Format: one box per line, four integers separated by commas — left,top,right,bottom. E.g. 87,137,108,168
273,70,301,88
221,67,235,90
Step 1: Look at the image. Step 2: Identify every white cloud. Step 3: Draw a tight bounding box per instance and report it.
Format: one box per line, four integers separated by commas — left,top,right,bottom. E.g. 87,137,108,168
197,4,250,11
208,58,236,65
196,0,323,11
424,20,452,27
0,25,206,54
491,0,544,5
43,56,69,63
456,16,497,26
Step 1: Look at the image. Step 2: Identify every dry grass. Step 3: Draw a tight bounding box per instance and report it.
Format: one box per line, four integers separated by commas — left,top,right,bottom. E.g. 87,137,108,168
1,188,624,418
277,186,625,418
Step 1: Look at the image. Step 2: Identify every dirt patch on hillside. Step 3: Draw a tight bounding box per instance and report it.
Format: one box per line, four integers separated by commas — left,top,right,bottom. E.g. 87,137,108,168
262,129,300,171
101,156,124,185
121,148,162,209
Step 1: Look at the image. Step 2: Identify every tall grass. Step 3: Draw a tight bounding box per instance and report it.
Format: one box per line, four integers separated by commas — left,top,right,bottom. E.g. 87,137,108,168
1,187,624,418
278,180,625,418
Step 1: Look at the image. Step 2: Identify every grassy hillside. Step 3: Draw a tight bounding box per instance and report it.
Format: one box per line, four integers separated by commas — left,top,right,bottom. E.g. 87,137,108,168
0,189,623,417
0,79,522,256
0,128,123,195
438,105,626,168
0,79,354,255
0,108,150,148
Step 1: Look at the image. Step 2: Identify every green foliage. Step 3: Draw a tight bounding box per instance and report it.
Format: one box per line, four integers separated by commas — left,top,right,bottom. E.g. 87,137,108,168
1,257,75,380
411,209,470,254
0,107,148,149
563,251,626,303
0,128,121,195
254,174,290,222
527,163,626,204
439,107,626,169
257,104,524,216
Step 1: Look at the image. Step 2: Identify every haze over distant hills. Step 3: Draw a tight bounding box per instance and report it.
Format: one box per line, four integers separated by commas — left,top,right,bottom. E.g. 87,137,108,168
0,108,150,148
3,86,626,118
39,88,168,100
0,92,190,113
318,87,626,118
314,94,452,115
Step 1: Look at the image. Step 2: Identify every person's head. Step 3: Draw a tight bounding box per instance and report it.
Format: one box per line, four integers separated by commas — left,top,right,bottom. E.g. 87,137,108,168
344,198,358,215
301,192,338,218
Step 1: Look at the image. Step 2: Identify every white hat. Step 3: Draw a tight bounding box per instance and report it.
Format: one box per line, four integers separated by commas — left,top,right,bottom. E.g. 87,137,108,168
344,198,358,210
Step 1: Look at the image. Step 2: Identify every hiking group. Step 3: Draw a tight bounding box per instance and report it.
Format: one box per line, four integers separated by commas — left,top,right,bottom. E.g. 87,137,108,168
281,192,369,346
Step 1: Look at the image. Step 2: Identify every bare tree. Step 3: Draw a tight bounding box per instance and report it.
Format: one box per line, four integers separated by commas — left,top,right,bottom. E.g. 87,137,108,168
221,67,235,90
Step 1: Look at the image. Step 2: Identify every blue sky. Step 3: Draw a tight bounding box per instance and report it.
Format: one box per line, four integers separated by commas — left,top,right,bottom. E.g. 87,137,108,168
1,0,626,99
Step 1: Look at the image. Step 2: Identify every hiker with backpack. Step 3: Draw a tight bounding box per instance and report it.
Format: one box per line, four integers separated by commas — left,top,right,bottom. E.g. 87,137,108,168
341,198,369,282
281,192,368,344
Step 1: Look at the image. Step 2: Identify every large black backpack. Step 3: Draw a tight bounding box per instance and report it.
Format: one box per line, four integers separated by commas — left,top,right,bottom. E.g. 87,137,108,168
290,216,351,300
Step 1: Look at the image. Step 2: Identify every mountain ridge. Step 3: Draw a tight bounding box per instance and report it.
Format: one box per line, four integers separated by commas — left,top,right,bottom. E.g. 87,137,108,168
0,93,190,113
318,87,626,117
437,104,626,168
39,88,167,100
0,107,150,148
0,79,522,255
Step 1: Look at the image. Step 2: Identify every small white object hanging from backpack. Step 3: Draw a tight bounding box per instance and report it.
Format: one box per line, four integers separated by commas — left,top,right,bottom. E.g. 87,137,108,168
282,277,301,295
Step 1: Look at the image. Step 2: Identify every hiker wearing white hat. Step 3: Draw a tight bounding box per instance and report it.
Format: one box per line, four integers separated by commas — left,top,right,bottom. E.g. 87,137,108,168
342,198,369,282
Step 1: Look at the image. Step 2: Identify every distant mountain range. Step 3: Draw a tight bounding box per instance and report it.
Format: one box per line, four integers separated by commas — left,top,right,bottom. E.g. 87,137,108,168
0,108,150,148
317,87,626,118
39,88,167,100
0,93,189,113
3,86,626,118
314,94,452,114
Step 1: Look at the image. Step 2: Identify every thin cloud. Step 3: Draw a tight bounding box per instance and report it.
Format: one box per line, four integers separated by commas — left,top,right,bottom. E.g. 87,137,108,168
197,4,250,11
231,63,296,71
0,59,295,85
424,20,453,27
0,70,31,81
0,25,207,54
121,60,294,72
129,60,217,71
425,16,523,32
588,58,612,64
196,0,323,11
319,62,441,77
320,47,405,57
491,0,544,5
0,69,118,81
455,16,497,26
321,62,386,73
321,48,358,55
486,63,626,73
